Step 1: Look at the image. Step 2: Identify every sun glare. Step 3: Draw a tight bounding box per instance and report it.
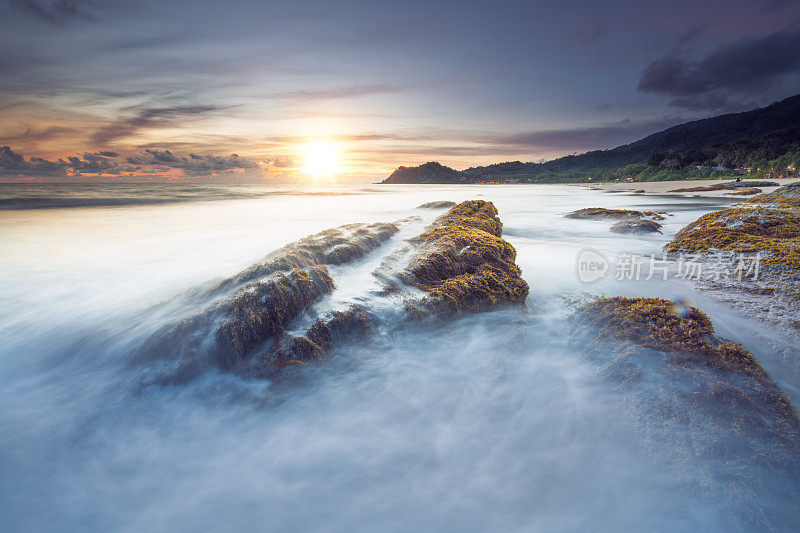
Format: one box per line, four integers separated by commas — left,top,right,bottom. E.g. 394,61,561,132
302,141,340,179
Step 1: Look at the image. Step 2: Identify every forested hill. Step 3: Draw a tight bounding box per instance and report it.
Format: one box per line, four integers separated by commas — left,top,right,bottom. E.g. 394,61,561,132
381,93,800,183
541,93,800,173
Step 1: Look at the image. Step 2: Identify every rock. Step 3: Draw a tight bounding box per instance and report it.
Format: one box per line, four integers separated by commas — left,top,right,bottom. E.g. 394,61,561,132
253,306,376,372
417,200,457,209
610,218,662,234
134,222,400,380
571,296,800,529
666,207,800,270
747,181,800,208
565,207,667,221
136,201,530,383
725,187,762,196
666,182,800,334
668,180,778,193
401,200,529,314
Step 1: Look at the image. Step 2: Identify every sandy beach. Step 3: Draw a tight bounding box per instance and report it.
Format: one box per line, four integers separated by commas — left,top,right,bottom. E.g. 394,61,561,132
576,177,800,196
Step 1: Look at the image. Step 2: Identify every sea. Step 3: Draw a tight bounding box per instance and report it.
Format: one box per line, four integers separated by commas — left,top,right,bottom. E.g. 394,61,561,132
1,182,798,531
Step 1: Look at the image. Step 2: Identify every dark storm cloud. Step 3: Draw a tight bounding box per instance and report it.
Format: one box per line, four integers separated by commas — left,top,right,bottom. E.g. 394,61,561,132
90,105,221,145
0,146,265,179
638,20,800,109
0,146,68,177
8,0,96,26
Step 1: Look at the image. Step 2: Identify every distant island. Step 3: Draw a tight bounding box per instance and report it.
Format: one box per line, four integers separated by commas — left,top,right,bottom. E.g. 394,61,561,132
382,94,800,184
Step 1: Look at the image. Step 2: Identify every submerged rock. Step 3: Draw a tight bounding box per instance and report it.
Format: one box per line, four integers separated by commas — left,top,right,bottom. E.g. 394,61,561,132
137,200,529,382
571,296,800,529
565,207,667,221
210,222,399,294
252,305,377,374
668,180,778,193
134,222,399,381
401,200,529,313
261,201,531,366
610,218,662,234
417,200,457,209
725,187,762,196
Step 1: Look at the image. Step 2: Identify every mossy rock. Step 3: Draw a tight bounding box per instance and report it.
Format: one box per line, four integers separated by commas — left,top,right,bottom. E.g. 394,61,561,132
665,207,800,270
417,200,457,209
747,181,800,209
255,306,376,371
403,200,529,313
565,207,666,221
726,187,762,196
669,181,778,193
572,296,800,529
136,222,401,380
573,296,798,427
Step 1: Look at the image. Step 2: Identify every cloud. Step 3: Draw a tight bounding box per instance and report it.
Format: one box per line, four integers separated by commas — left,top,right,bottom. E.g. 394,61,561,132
638,20,800,109
8,0,97,26
268,84,400,102
90,105,221,145
125,149,260,175
0,126,76,144
0,145,68,177
0,146,267,180
573,26,606,43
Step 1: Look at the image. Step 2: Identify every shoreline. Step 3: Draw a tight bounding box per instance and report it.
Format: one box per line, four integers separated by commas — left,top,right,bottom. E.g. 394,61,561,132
573,177,800,197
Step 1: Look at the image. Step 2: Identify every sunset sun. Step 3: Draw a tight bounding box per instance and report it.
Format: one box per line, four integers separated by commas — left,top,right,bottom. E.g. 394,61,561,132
302,141,340,178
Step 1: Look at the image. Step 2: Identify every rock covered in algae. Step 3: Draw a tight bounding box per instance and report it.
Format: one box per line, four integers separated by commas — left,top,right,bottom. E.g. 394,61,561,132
665,182,800,333
134,222,399,382
574,297,790,387
417,200,457,209
665,207,800,270
610,218,662,234
667,180,778,193
252,305,377,374
571,297,800,529
257,200,532,368
211,222,399,294
725,187,762,196
746,181,800,209
401,200,529,313
565,207,667,221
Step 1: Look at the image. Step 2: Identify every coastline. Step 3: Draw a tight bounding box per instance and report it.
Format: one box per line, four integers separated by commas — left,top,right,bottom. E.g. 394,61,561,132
574,177,800,197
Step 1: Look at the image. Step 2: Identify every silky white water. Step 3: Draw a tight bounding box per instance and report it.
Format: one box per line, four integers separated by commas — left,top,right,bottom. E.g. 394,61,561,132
1,184,798,531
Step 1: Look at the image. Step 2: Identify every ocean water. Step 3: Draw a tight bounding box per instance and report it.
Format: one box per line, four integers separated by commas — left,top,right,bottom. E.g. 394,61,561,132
1,183,798,532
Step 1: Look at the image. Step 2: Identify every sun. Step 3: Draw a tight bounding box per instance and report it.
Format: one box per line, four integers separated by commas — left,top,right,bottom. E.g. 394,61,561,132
302,141,340,179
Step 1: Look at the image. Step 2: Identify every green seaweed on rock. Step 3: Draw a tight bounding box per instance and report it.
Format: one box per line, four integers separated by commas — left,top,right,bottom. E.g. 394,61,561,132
402,200,529,313
665,207,800,270
565,207,667,221
573,296,798,427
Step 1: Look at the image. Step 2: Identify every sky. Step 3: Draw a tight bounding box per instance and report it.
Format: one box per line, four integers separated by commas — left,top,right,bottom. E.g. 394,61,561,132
1,0,800,182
